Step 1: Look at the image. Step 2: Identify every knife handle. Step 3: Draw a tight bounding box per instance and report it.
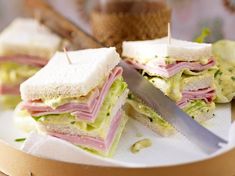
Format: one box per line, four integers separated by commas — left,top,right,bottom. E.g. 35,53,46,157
24,0,104,49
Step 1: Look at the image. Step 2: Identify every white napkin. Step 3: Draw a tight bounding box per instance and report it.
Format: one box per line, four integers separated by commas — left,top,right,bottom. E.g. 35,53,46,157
22,132,134,167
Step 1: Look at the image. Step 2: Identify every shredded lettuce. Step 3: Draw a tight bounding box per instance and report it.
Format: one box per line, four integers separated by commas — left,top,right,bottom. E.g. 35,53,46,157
83,113,128,157
183,100,215,119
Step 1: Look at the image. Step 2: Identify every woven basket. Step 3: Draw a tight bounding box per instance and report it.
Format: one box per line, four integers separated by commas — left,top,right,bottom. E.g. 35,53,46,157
91,1,171,53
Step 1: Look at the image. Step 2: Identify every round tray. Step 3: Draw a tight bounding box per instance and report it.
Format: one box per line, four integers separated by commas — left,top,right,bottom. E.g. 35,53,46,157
0,140,235,176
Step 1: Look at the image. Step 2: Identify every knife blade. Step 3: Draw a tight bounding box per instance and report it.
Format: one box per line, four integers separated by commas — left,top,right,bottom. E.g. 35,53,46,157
119,60,227,154
25,0,228,154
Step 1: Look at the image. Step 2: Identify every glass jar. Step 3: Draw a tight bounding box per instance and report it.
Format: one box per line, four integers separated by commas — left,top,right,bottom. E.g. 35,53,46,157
91,0,171,52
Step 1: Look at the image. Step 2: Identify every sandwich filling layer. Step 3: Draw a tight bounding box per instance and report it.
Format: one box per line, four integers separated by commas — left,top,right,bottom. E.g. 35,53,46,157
0,60,46,108
21,67,125,122
46,110,125,155
0,18,62,109
125,57,215,78
34,88,129,139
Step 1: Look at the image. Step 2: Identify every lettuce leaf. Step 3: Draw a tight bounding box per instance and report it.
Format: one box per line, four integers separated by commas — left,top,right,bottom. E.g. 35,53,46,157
183,100,215,119
212,40,235,103
83,113,128,157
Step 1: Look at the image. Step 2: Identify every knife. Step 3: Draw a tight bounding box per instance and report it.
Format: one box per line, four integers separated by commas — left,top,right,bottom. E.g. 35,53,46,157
119,60,227,154
25,0,228,154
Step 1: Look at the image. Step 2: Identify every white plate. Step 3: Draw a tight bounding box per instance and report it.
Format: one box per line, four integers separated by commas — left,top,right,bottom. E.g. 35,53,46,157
0,104,232,167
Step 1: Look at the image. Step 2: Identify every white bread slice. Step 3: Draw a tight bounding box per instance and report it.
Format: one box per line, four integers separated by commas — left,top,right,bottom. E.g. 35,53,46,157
122,37,212,63
150,73,214,102
181,73,214,91
20,47,120,101
124,103,175,137
0,18,62,59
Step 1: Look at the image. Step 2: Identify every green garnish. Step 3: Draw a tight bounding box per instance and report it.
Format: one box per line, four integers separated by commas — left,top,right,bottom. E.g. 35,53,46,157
148,117,153,122
32,116,44,121
130,138,152,154
15,138,26,142
214,70,222,78
231,76,235,81
128,94,134,100
228,68,233,73
70,121,76,125
195,27,211,43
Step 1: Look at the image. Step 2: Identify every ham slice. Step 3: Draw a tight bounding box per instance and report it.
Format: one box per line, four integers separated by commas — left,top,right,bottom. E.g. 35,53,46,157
22,67,123,122
0,55,47,67
177,87,215,108
49,110,122,153
0,84,19,95
23,89,99,113
125,58,215,78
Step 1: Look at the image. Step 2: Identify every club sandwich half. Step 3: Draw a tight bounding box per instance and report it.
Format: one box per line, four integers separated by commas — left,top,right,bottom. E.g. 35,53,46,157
0,18,62,108
122,37,217,136
16,47,129,156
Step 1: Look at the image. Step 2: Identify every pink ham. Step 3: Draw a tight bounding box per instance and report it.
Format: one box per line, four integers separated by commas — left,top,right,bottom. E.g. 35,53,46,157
0,55,47,67
0,84,20,95
125,58,216,78
22,67,123,122
23,89,99,113
177,87,215,108
49,110,122,153
71,67,123,121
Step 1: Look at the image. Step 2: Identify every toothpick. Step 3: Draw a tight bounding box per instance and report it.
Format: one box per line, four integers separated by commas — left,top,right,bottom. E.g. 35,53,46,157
63,47,72,64
168,22,171,45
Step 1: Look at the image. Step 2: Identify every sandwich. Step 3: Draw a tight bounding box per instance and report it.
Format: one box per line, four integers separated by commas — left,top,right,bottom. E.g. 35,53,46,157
212,40,235,103
0,18,62,109
15,47,129,157
122,37,217,136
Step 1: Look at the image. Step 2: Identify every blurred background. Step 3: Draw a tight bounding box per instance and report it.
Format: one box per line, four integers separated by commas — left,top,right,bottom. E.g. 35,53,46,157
0,0,235,42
